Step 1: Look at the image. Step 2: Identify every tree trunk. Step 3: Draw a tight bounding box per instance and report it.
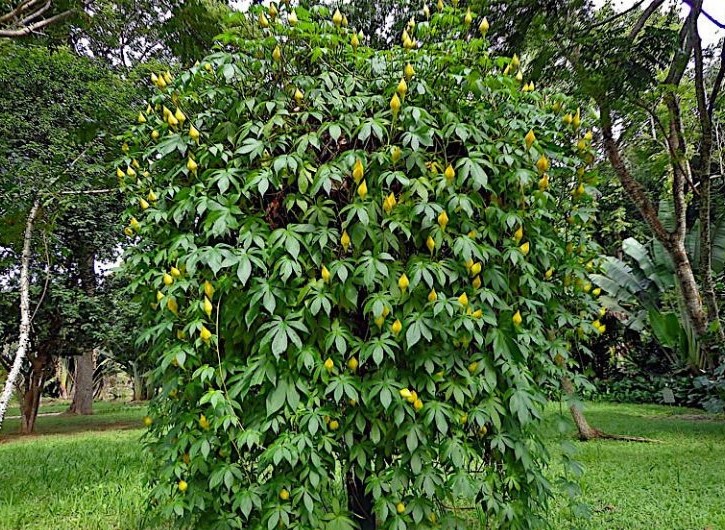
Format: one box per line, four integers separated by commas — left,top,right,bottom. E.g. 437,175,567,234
131,362,144,401
57,360,69,399
19,351,51,434
69,249,97,415
346,470,376,530
561,376,601,441
671,242,709,338
0,201,40,432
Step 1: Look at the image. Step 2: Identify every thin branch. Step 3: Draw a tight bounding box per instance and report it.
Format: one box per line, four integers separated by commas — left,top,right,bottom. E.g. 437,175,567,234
0,8,72,37
0,0,40,24
18,0,51,26
588,0,647,32
57,188,116,196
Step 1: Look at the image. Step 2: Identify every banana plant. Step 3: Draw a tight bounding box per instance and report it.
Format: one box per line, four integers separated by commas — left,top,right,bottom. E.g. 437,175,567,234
591,211,725,369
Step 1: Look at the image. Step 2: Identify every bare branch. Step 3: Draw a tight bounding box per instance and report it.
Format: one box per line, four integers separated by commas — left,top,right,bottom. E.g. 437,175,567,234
0,8,73,38
0,0,41,24
18,0,51,26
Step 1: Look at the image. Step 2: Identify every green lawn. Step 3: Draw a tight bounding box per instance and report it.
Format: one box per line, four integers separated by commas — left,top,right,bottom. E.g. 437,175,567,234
0,401,723,529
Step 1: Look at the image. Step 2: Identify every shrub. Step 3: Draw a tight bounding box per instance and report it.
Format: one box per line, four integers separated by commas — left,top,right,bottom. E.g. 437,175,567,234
120,3,602,529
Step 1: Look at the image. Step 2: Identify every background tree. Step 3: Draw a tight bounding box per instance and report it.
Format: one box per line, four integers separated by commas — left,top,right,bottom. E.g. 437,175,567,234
0,43,137,425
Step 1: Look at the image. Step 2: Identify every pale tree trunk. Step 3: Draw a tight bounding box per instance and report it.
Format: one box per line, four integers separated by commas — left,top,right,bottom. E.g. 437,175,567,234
56,359,69,400
0,201,40,432
68,249,96,415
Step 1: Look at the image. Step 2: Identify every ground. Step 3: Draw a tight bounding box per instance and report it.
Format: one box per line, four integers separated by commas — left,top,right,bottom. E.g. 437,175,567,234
0,401,723,530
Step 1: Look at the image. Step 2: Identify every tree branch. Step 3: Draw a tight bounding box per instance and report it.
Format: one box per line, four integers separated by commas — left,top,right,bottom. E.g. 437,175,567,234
0,8,73,37
0,0,41,24
629,0,666,40
599,104,673,248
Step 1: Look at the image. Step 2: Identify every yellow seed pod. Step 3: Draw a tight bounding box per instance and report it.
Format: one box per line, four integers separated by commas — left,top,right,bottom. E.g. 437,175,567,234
479,17,490,34
163,273,174,286
428,289,437,302
391,146,402,163
151,129,160,140
170,267,181,278
351,33,360,49
324,358,334,371
391,319,402,335
352,159,364,183
470,262,482,276
347,357,359,371
189,125,200,141
426,236,435,253
525,129,536,149
321,265,331,283
458,293,469,307
397,78,408,97
404,63,415,80
200,325,212,341
203,280,215,299
464,8,472,25
374,315,385,328
390,93,401,116
398,273,409,291
288,10,298,26
545,268,554,280
167,297,178,315
294,88,304,104
520,242,530,255
512,310,523,326
174,108,186,123
513,227,523,243
259,12,270,28
538,174,549,191
536,155,550,174
357,180,368,200
332,9,343,26
187,158,198,173
272,45,282,62
511,54,520,69
444,164,455,183
203,297,213,317
472,276,481,289
139,198,150,210
341,230,351,252
437,210,449,229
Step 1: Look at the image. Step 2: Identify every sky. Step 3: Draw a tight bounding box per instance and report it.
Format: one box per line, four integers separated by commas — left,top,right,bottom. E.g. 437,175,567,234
595,0,725,46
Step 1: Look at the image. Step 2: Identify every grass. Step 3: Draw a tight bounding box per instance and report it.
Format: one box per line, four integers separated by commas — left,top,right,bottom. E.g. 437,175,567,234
549,402,725,530
0,400,723,529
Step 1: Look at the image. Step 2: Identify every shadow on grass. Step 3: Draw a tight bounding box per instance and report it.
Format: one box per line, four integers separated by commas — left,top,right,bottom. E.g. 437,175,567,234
0,401,148,443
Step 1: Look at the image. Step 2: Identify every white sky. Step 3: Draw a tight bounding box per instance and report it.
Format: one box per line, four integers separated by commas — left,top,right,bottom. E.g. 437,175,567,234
597,0,724,46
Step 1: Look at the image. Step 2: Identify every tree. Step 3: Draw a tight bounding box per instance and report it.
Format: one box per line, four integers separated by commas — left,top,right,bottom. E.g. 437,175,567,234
490,0,725,363
123,3,603,528
0,44,136,428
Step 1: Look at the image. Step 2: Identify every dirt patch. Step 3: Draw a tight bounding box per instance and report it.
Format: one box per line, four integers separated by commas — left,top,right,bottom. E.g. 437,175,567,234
664,413,725,422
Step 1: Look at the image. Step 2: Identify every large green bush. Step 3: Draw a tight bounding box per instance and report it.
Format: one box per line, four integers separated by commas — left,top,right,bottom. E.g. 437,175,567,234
120,3,603,528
